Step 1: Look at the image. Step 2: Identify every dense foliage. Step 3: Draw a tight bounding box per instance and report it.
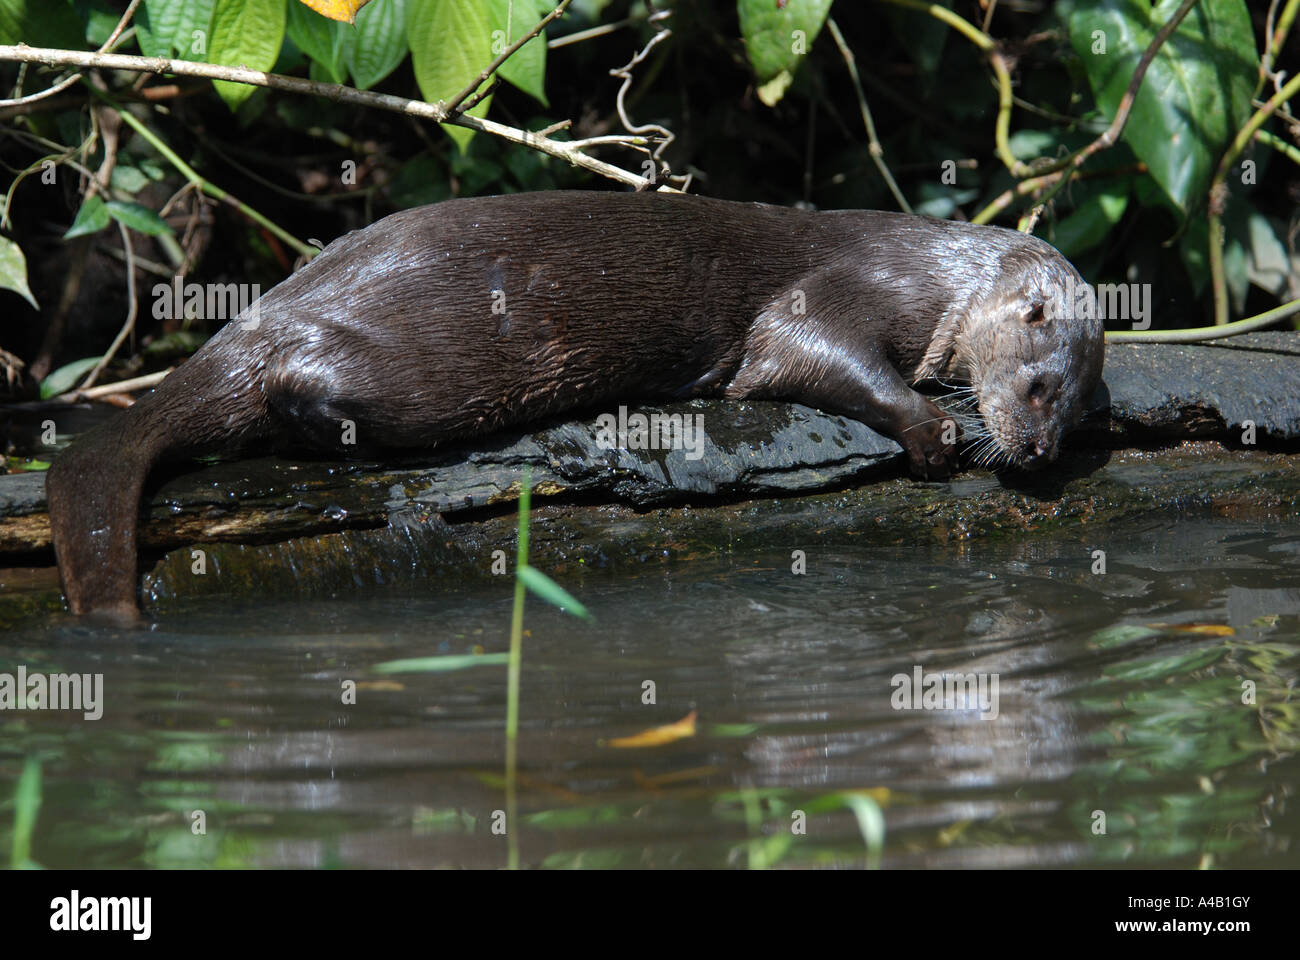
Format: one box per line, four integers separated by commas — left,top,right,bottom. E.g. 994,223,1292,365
0,0,1295,396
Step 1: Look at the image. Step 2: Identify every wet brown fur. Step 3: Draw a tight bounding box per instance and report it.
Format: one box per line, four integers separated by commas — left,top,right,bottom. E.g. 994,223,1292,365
45,191,1103,617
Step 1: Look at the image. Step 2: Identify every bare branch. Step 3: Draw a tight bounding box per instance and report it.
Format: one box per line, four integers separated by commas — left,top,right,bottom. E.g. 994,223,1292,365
0,44,665,190
0,0,143,108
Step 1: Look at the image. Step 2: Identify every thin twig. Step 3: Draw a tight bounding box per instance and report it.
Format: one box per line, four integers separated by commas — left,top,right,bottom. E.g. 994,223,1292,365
79,220,138,390
0,44,663,190
0,0,143,108
60,368,173,401
1028,0,1199,181
608,9,678,184
1208,69,1300,324
548,16,637,49
826,18,911,214
445,0,573,117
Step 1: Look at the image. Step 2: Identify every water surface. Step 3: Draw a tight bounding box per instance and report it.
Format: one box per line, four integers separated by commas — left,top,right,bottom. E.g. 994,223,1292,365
3,514,1297,868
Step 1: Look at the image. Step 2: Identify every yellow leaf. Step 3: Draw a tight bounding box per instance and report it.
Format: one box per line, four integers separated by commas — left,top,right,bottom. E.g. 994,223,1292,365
298,0,372,24
605,711,698,749
1146,623,1236,636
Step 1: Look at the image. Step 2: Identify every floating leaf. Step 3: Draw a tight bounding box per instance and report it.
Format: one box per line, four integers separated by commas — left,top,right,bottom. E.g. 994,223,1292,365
0,235,39,309
1146,622,1236,637
372,652,509,673
1102,646,1227,682
606,710,697,748
1089,623,1162,648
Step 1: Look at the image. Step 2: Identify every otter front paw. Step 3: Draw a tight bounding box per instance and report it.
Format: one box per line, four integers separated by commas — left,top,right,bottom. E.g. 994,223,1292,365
901,407,959,479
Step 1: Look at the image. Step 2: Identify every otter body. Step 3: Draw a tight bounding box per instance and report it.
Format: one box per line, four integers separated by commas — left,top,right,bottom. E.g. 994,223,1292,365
46,191,1103,617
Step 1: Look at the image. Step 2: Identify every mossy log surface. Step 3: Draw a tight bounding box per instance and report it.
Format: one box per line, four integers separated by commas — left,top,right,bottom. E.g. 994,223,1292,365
1,333,1297,611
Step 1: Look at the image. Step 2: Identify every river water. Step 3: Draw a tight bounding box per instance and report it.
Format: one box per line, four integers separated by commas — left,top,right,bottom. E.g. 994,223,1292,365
2,513,1297,868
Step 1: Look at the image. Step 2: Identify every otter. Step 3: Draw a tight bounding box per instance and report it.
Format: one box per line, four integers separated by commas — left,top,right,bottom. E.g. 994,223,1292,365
45,191,1104,618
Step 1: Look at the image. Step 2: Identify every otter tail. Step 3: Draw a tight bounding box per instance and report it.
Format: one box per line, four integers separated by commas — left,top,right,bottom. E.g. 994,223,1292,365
46,353,268,618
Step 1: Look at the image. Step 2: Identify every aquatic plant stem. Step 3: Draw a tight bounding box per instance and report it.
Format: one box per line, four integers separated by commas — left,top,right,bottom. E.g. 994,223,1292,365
506,467,532,870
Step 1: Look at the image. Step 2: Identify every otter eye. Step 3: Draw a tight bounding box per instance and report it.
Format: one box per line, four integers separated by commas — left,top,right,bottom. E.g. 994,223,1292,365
1025,303,1048,325
1027,379,1049,404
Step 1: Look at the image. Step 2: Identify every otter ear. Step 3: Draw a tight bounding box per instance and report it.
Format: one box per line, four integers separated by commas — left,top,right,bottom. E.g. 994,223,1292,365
1025,301,1047,324
913,313,960,383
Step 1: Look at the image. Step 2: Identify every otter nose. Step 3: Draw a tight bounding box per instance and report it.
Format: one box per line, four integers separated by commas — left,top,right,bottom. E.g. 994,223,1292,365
1021,439,1051,468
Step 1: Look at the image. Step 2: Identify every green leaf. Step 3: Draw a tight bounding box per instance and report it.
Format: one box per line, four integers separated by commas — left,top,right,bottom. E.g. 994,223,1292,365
737,0,832,105
11,757,42,870
64,194,111,239
1243,213,1294,298
345,0,409,90
885,0,949,74
0,0,84,49
109,163,151,194
208,0,287,111
372,653,510,673
1089,623,1162,649
105,200,174,236
408,0,496,151
0,235,39,309
490,0,548,106
287,0,347,83
839,792,885,869
82,0,125,47
518,564,589,619
386,152,450,208
40,357,101,399
912,181,979,220
1102,645,1227,683
1049,180,1130,259
139,0,217,59
1066,0,1256,215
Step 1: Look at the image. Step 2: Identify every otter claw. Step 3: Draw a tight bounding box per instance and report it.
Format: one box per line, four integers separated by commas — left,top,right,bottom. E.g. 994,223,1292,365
902,409,959,479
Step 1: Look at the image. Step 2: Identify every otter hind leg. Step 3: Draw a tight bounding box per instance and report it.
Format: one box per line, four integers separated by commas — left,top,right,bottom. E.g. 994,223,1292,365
264,346,460,456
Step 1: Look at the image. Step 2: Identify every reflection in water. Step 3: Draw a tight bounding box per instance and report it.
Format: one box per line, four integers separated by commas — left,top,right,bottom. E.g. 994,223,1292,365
1,518,1297,868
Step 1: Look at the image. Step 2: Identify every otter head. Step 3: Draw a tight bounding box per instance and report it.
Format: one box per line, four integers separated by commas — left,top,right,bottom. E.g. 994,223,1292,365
915,231,1104,470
